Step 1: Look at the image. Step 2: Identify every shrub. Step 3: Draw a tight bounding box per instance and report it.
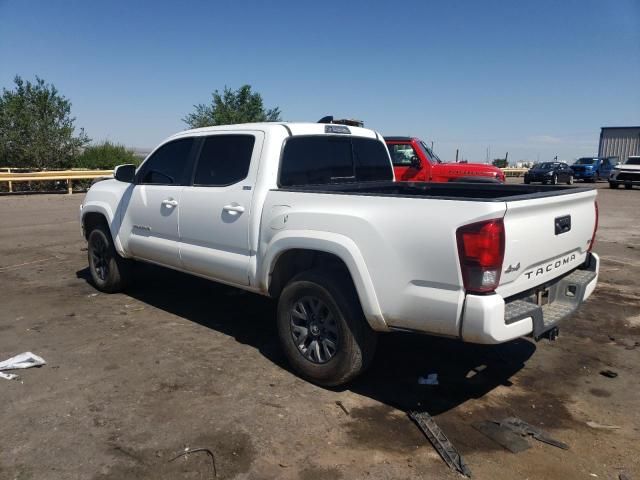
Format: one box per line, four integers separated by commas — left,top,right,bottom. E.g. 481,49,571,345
75,141,140,169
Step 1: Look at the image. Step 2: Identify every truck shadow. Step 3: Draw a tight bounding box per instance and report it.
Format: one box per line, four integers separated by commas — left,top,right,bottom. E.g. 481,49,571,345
77,263,536,416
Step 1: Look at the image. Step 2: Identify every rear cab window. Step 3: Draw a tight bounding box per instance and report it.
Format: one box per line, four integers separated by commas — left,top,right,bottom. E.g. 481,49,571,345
279,135,392,187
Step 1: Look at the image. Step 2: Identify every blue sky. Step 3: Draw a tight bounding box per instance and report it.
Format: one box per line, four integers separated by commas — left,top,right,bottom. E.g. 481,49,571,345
1,0,639,163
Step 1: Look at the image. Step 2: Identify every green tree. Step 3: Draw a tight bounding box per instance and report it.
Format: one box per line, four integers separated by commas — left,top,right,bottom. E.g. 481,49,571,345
492,158,508,168
183,84,281,128
0,75,90,168
75,141,140,169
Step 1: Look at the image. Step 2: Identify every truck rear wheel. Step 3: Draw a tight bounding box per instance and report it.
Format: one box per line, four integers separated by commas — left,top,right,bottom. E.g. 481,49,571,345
87,225,131,293
276,269,377,386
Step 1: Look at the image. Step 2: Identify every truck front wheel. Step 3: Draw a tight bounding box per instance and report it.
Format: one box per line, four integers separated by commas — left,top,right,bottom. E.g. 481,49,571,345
277,270,377,386
87,225,131,293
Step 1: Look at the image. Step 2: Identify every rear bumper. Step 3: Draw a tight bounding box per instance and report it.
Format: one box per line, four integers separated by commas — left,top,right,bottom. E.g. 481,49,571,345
460,252,599,344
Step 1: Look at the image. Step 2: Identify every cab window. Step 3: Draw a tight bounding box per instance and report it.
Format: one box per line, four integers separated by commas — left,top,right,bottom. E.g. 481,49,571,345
193,135,255,186
279,136,392,186
388,144,418,166
136,138,195,185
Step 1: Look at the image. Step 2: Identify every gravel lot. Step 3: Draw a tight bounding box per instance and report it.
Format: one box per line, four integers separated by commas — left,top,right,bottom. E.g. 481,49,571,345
1,182,639,480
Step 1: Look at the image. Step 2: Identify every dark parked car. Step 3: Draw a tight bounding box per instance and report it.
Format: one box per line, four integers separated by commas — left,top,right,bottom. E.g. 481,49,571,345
524,162,574,185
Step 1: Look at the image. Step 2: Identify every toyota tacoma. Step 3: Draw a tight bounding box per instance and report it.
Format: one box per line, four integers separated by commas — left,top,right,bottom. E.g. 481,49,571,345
80,122,600,386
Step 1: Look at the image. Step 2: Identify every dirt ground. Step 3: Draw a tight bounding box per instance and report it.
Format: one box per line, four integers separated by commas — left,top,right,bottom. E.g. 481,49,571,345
1,182,639,480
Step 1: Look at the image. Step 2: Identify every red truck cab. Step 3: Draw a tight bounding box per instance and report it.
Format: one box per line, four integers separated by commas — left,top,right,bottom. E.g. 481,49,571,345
385,136,506,183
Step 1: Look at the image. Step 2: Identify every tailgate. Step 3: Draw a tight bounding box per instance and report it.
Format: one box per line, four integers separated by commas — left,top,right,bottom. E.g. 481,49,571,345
497,188,597,298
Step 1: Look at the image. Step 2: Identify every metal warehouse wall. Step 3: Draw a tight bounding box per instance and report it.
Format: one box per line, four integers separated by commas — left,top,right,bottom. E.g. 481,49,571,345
599,127,640,163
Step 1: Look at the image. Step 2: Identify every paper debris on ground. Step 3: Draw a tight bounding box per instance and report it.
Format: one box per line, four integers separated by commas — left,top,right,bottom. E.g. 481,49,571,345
0,352,46,380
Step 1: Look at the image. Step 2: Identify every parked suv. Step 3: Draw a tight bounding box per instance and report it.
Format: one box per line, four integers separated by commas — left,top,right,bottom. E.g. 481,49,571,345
609,156,640,189
524,162,574,185
571,157,614,182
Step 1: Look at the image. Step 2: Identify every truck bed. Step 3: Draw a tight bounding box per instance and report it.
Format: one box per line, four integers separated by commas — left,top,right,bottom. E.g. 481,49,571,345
276,181,594,202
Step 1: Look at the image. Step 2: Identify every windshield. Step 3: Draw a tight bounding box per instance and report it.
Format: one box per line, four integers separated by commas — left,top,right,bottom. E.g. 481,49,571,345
575,158,597,165
538,162,558,169
418,141,442,163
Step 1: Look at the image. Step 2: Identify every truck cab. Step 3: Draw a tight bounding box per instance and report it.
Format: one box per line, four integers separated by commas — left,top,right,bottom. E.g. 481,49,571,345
571,157,615,182
385,136,505,183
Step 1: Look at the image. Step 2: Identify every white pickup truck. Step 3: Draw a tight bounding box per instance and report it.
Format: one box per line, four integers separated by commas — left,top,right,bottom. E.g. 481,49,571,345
80,122,600,386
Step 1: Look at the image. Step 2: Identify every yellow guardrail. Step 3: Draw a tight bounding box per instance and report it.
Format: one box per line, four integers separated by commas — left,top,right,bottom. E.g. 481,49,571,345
500,167,529,177
0,169,113,194
1,166,530,194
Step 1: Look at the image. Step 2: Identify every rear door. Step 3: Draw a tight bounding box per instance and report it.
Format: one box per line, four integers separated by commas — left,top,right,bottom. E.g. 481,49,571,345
178,132,263,286
125,137,196,268
497,189,597,298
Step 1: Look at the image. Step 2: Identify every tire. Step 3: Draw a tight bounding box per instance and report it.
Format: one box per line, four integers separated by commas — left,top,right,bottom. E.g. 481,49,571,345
625,184,633,190
609,182,619,189
276,269,377,386
551,174,558,185
87,225,131,293
567,175,574,185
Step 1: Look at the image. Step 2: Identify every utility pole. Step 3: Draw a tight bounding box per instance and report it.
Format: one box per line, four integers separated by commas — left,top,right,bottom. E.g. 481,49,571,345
505,152,509,165
455,149,459,162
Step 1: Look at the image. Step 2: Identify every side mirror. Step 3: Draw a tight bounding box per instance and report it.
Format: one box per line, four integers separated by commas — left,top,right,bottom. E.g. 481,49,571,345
410,156,422,170
114,164,136,183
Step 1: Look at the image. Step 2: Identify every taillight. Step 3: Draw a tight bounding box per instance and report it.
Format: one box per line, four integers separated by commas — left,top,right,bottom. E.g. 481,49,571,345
456,218,505,293
588,201,598,252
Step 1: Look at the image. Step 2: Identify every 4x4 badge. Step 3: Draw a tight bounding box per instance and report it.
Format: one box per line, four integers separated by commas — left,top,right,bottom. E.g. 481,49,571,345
505,262,520,273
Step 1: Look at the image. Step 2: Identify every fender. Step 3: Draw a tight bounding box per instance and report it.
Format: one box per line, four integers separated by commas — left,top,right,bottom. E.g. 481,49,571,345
80,181,134,258
259,230,388,331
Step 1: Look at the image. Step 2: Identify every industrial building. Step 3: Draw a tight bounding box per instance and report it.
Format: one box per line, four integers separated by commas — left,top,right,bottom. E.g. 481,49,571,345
598,126,640,163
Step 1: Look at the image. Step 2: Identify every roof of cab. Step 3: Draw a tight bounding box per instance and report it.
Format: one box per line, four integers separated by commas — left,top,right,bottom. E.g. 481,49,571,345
167,122,380,141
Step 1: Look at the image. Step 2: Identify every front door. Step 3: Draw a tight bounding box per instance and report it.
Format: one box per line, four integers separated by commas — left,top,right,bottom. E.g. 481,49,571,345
124,137,196,268
387,142,426,181
179,132,263,286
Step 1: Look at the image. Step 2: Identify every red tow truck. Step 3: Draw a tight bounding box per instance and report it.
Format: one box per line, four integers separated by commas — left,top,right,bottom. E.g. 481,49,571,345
385,136,506,183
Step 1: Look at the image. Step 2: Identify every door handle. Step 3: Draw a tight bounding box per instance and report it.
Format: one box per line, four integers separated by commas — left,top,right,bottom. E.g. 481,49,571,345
162,199,179,208
223,204,245,214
